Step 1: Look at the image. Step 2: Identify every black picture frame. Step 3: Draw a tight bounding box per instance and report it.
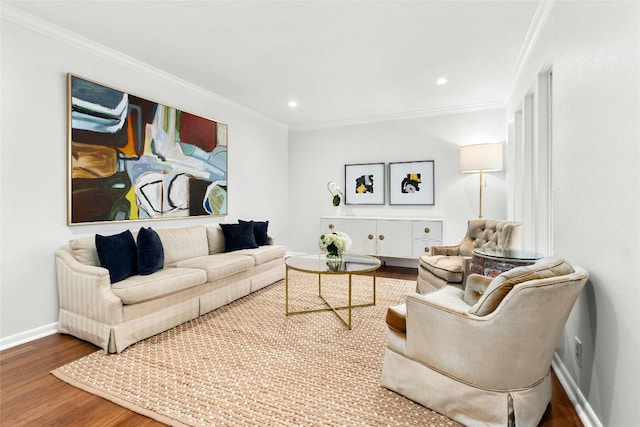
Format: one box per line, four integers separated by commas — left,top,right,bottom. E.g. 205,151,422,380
344,163,385,205
388,160,435,205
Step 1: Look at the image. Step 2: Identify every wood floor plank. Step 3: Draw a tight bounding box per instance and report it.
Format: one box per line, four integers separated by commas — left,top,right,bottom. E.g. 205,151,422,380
0,266,581,426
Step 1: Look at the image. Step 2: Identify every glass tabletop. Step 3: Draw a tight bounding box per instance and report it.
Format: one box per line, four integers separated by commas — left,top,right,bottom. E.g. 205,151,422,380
285,253,381,274
473,247,543,261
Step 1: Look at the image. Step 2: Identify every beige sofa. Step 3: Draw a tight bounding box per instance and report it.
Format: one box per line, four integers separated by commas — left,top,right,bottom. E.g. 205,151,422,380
55,224,285,353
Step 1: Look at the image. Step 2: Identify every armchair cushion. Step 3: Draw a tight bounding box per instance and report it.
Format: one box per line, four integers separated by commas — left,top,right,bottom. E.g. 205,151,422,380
419,255,464,283
462,273,492,305
469,257,575,316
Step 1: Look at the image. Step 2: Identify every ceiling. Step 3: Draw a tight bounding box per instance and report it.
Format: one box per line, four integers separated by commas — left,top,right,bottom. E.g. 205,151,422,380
5,1,541,129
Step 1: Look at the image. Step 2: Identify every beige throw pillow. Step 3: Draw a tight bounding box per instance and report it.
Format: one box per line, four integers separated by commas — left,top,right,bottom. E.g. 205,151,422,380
469,258,574,316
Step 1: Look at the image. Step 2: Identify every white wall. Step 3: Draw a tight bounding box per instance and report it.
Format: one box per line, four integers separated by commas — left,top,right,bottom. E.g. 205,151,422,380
506,2,640,426
6,4,637,425
288,109,507,255
0,12,289,340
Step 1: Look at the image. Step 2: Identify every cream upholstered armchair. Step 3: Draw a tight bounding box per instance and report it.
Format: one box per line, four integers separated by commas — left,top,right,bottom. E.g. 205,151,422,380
418,219,522,293
381,257,589,427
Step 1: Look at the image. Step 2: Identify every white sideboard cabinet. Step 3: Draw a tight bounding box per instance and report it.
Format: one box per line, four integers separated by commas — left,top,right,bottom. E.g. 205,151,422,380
320,216,444,260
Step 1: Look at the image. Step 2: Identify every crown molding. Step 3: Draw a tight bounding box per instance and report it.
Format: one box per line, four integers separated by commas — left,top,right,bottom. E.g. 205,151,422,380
2,2,546,134
1,4,288,131
289,101,505,132
501,0,556,103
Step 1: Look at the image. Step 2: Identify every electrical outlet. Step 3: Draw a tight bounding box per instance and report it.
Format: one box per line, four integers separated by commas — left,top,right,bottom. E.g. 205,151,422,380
575,337,583,368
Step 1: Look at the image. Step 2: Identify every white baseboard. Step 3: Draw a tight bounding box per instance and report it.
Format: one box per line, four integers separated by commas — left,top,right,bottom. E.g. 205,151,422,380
552,353,602,427
378,257,419,269
0,322,58,352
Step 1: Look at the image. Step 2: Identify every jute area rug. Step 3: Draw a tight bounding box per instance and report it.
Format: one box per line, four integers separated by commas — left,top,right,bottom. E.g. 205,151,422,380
52,271,461,426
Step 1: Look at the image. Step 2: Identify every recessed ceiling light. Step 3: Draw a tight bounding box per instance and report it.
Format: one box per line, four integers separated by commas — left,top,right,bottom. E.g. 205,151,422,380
436,78,448,85
288,100,298,108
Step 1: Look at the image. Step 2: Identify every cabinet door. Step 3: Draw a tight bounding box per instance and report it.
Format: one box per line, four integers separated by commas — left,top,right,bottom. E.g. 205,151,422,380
343,219,377,255
320,218,345,234
412,220,443,257
412,221,443,242
376,220,413,257
413,239,442,258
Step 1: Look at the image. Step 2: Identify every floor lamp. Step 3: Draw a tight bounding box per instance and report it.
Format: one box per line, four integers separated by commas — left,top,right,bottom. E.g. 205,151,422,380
460,143,503,219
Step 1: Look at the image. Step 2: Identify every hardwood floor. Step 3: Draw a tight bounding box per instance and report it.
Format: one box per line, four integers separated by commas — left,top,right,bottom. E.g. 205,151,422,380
0,266,582,426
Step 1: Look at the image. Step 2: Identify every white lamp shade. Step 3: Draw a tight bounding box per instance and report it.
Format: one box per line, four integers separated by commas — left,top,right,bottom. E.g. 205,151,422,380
460,143,504,173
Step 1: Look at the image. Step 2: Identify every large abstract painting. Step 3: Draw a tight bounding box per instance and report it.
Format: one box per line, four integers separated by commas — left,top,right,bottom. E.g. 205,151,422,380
68,74,228,224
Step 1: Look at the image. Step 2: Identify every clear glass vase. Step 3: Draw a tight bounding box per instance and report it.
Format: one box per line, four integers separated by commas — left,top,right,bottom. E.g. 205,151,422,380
325,252,344,271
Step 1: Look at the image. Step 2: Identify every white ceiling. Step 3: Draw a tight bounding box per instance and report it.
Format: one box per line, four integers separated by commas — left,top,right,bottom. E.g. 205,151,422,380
5,1,541,129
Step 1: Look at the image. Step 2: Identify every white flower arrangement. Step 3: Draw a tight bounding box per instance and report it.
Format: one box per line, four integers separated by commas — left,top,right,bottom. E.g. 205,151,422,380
319,231,352,257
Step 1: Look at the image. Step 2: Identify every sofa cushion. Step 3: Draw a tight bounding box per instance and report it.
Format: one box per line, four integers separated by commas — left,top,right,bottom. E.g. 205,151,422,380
69,236,100,266
220,222,258,252
235,245,286,266
206,225,226,254
137,227,164,275
469,257,575,316
419,255,464,283
111,267,207,305
240,219,269,246
175,253,255,282
386,303,407,333
156,225,209,266
95,230,138,283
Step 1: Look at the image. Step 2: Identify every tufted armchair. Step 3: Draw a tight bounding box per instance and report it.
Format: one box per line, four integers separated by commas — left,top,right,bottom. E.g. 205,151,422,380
382,257,589,427
417,219,522,293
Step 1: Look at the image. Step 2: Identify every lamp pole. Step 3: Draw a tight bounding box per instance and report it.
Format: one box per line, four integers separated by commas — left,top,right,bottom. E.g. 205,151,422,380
459,143,503,220
478,170,484,219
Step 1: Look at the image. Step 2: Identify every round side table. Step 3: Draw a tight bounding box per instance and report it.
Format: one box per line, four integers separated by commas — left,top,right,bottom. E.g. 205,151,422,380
469,248,543,279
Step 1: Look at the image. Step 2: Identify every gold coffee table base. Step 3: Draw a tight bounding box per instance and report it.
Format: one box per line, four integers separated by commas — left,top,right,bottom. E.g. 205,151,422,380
284,254,381,329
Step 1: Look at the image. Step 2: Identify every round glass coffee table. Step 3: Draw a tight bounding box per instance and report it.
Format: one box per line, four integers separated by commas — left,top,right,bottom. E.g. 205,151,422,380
469,248,543,278
285,253,381,329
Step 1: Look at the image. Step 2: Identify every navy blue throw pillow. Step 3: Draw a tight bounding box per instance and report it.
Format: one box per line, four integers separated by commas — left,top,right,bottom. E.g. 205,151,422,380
137,227,164,275
95,230,137,283
239,219,269,246
220,222,258,252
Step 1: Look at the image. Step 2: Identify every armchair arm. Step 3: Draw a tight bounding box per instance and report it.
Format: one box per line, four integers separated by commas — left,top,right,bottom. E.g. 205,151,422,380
405,291,513,389
411,287,471,314
430,245,462,256
55,248,123,325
